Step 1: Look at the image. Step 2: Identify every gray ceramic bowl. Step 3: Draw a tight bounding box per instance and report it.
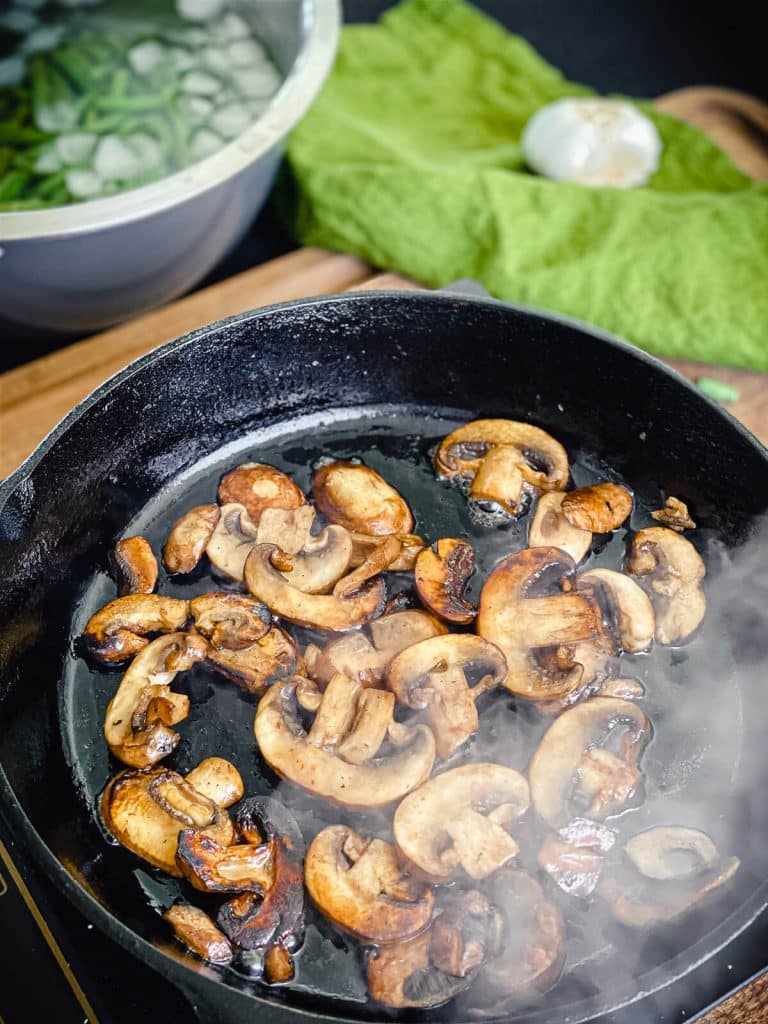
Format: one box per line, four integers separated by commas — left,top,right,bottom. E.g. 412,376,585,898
0,0,340,333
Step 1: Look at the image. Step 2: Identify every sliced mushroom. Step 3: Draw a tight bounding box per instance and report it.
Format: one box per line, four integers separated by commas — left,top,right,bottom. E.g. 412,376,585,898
218,463,306,523
393,763,530,883
254,678,435,809
429,890,501,978
205,626,300,695
113,537,158,595
104,632,207,768
312,461,414,536
244,544,385,631
176,831,274,893
600,676,645,700
651,496,696,532
304,610,448,688
256,505,315,554
258,508,354,594
367,920,484,1010
627,527,706,644
305,825,433,944
480,869,566,1004
350,531,424,571
537,817,616,897
83,594,190,664
163,504,220,574
206,502,260,583
163,904,233,963
598,827,740,928
387,635,506,759
561,483,633,533
577,568,655,653
414,539,477,624
185,756,245,808
333,535,401,600
101,760,239,874
434,419,569,513
477,547,609,703
528,697,651,828
190,592,271,649
529,492,592,564
217,798,305,971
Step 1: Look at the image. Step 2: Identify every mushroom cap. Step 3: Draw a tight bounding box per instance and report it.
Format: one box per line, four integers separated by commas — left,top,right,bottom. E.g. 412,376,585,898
83,594,190,663
113,536,158,595
434,418,569,493
190,592,271,649
254,679,435,809
577,568,656,653
627,527,706,644
206,502,260,583
257,507,354,594
218,463,306,523
386,634,506,759
103,632,207,768
305,825,433,944
244,544,386,631
414,538,477,625
561,483,633,533
366,928,475,1010
393,762,530,883
477,547,605,701
163,504,220,574
205,625,300,694
528,696,651,828
624,826,720,881
529,492,592,564
101,764,235,875
312,461,414,536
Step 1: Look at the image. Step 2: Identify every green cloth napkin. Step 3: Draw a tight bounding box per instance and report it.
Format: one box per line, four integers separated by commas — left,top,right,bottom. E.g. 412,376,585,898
279,0,768,371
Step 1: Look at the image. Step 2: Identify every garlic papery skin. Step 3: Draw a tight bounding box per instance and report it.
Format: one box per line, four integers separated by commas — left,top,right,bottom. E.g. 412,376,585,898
521,98,663,188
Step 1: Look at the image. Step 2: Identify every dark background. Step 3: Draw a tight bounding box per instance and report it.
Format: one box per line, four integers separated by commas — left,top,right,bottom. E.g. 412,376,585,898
1,0,766,369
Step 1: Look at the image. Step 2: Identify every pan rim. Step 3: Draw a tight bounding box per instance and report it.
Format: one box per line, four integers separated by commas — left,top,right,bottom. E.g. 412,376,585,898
1,289,766,1022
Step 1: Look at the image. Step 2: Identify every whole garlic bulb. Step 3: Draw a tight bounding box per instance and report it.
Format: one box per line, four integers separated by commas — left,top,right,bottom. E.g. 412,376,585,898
521,98,662,188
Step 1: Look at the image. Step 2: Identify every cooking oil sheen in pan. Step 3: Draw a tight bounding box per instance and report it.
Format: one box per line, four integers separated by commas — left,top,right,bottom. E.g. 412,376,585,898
60,408,744,1015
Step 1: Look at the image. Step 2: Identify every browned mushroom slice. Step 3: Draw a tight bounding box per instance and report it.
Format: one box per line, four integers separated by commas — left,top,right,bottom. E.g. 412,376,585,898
434,419,569,506
600,676,645,700
185,756,245,808
104,632,207,768
205,626,300,695
218,463,306,523
528,697,651,828
255,505,315,554
163,504,220,574
429,890,501,978
312,461,414,536
176,831,274,893
305,825,433,944
206,502,260,582
350,531,424,570
598,826,740,928
537,817,616,897
414,539,477,624
163,904,233,963
477,547,609,704
627,527,706,644
393,763,530,883
305,610,448,688
254,678,435,809
83,594,190,663
333,535,402,600
480,869,566,1005
113,537,158,595
367,928,476,1010
387,635,506,759
256,507,354,594
529,492,592,564
469,444,527,514
217,798,305,977
561,483,633,533
190,593,271,649
244,544,385,631
101,760,239,874
651,496,696,532
577,568,655,653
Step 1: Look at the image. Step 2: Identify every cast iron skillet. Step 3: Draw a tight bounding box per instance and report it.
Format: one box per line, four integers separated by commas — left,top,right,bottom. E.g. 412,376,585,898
0,291,766,1023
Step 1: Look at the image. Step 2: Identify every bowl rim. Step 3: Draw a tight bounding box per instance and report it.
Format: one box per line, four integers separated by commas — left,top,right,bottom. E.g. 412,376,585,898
0,0,340,243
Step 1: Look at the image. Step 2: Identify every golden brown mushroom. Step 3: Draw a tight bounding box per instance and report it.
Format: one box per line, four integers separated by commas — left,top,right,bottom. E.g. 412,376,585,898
561,483,633,533
176,831,274,893
190,592,271,649
312,461,414,536
113,536,158,595
414,538,477,624
83,594,190,664
218,463,306,523
651,496,696,532
163,904,233,963
206,503,261,582
205,625,300,695
626,527,706,644
163,504,220,574
305,825,433,944
576,568,655,653
349,531,424,571
529,492,592,564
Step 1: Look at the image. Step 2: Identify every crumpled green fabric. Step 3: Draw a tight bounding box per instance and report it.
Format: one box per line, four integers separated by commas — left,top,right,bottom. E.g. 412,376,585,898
279,0,768,371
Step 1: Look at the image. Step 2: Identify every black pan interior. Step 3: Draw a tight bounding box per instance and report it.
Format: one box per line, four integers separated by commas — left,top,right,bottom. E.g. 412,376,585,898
1,293,767,1023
